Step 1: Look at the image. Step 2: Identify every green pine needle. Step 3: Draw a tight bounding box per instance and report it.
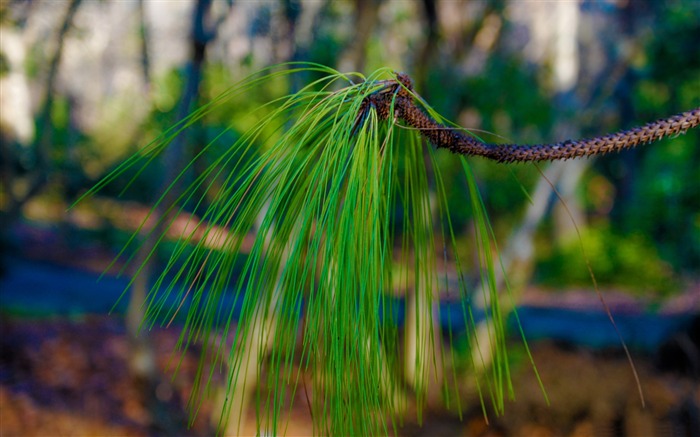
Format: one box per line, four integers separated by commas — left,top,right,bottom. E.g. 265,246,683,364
80,63,532,435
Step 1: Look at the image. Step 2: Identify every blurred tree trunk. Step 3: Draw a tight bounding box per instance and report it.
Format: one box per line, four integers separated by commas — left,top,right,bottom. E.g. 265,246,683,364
413,0,438,92
403,270,444,411
126,0,220,432
212,4,305,433
0,0,81,229
554,3,649,240
468,2,651,372
338,0,381,74
548,2,584,242
605,3,648,233
214,203,283,435
325,0,418,417
402,0,447,411
468,0,584,372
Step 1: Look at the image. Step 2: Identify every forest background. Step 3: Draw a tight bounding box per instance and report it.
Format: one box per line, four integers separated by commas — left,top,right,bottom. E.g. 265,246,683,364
1,1,698,436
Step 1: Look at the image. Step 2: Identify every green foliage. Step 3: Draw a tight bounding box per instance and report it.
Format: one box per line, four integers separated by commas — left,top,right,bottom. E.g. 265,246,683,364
619,2,700,273
535,224,679,296
79,64,526,435
631,133,700,273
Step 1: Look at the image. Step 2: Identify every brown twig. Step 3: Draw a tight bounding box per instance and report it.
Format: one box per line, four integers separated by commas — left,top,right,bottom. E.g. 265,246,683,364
361,73,700,163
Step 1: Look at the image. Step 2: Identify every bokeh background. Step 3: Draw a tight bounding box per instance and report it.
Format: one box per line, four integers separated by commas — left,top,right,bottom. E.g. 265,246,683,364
1,1,698,436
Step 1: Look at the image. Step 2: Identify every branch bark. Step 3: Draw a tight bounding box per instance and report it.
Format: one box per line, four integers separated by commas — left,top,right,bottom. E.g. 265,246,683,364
362,74,700,163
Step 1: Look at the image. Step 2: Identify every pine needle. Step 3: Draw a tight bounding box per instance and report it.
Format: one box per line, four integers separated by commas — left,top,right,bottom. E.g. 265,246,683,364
80,63,524,435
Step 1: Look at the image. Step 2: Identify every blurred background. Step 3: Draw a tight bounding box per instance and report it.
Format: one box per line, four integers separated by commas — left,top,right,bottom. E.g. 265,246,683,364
1,0,698,436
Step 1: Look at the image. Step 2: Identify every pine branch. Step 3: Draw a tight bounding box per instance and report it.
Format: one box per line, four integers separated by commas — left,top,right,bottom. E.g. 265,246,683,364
363,73,700,163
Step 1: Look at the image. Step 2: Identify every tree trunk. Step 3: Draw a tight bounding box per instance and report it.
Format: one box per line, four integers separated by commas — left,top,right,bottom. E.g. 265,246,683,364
125,0,218,432
338,0,381,75
1,0,82,226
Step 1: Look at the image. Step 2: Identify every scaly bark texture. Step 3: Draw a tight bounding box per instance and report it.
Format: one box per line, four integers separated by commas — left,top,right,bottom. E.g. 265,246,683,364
363,73,700,163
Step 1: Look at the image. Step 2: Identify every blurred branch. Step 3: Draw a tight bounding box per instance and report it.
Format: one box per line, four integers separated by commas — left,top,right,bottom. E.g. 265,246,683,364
137,0,151,93
452,1,504,66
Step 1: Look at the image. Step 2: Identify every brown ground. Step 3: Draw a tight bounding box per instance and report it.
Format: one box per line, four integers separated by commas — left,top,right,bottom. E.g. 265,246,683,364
1,314,698,437
0,316,214,436
2,218,698,436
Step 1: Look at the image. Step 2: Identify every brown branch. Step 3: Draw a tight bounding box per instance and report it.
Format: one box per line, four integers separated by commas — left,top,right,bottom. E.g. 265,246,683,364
364,73,700,163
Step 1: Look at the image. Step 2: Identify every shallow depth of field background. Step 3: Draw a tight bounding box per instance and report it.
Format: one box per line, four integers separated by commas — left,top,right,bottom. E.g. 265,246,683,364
1,1,698,436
